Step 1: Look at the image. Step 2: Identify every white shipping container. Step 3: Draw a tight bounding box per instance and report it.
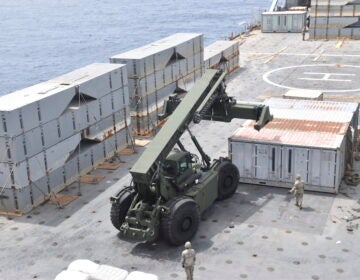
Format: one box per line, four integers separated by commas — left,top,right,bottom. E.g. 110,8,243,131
49,63,127,99
48,166,65,193
92,141,106,166
0,82,76,136
262,11,307,33
264,98,359,130
42,119,61,149
110,33,203,79
0,135,25,163
84,114,115,142
45,133,81,173
310,4,360,17
115,126,131,151
310,16,359,28
204,40,239,62
229,118,350,193
0,161,28,188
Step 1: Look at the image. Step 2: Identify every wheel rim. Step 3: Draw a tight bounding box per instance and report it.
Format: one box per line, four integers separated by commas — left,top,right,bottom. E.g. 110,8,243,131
224,175,233,188
180,217,192,232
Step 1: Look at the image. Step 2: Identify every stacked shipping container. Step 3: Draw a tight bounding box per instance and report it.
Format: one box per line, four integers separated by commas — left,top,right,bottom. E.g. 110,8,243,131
310,0,360,39
262,10,307,33
229,98,359,193
203,40,240,74
110,33,204,136
0,63,132,213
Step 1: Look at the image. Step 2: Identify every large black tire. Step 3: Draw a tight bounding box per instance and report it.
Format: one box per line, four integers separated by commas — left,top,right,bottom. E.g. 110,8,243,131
110,189,134,230
217,161,239,200
161,197,200,246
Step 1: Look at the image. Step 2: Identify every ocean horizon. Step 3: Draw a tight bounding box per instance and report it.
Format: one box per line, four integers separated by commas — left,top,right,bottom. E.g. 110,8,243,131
0,0,270,95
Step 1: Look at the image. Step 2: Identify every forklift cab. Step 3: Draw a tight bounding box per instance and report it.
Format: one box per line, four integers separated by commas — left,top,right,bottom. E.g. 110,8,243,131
162,151,194,186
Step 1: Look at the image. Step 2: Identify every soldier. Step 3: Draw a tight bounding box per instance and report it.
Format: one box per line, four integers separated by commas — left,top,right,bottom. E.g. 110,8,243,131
289,174,304,209
181,241,196,280
302,26,306,41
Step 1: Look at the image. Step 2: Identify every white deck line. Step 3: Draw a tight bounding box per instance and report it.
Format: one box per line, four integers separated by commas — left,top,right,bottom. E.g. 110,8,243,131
244,52,360,58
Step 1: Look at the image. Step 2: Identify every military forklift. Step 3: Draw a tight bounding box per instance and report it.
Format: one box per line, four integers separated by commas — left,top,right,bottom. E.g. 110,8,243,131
110,70,272,245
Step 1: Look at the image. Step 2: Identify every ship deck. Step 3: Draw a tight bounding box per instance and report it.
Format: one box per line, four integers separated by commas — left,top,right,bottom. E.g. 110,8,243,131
1,30,360,280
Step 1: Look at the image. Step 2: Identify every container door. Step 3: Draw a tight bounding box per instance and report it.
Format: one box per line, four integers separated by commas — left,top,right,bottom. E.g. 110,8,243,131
255,144,269,180
292,14,298,32
319,150,336,188
294,148,309,183
273,15,280,31
281,147,294,183
231,142,254,178
309,149,321,186
268,146,281,181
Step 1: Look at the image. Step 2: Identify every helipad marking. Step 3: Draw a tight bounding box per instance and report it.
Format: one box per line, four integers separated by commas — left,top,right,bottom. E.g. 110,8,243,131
299,72,355,82
263,64,360,93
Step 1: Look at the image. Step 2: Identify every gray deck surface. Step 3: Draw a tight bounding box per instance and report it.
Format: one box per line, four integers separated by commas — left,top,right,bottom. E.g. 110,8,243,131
1,30,360,280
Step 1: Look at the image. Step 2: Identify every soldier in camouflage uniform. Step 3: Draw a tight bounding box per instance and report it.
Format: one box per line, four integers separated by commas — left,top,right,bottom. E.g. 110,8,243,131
289,174,304,209
181,241,196,280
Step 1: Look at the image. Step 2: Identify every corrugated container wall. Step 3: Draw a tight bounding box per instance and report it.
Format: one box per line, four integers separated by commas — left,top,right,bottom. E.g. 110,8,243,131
310,1,360,40
262,11,307,33
110,33,204,136
228,98,359,193
0,63,133,214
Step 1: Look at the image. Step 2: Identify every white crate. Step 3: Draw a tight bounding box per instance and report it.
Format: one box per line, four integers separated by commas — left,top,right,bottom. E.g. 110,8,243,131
186,56,196,74
163,65,173,87
154,47,175,71
78,148,93,173
48,166,65,192
115,127,130,150
87,99,101,124
58,112,75,140
114,109,131,132
0,82,76,135
42,119,60,150
45,133,81,173
49,63,127,99
0,135,25,163
20,103,41,134
100,93,114,118
112,88,126,111
92,141,106,166
104,134,117,157
23,127,43,159
0,188,17,213
15,186,34,213
73,102,90,132
0,110,22,136
110,55,154,79
84,115,115,142
31,176,49,207
38,86,76,124
178,57,188,77
28,152,46,183
64,156,78,184
0,162,27,188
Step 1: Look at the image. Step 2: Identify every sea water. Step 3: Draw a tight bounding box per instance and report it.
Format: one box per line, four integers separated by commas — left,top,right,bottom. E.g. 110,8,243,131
0,0,270,95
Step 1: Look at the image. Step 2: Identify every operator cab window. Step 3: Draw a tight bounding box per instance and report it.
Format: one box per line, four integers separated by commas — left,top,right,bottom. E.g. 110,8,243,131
179,160,189,173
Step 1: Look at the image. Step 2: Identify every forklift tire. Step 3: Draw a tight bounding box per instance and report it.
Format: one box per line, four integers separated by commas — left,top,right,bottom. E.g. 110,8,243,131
217,161,239,200
161,197,200,246
110,189,134,230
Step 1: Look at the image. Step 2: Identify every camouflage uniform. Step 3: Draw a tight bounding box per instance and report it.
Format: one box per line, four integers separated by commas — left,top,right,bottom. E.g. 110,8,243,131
290,175,304,209
181,241,196,280
302,27,306,41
